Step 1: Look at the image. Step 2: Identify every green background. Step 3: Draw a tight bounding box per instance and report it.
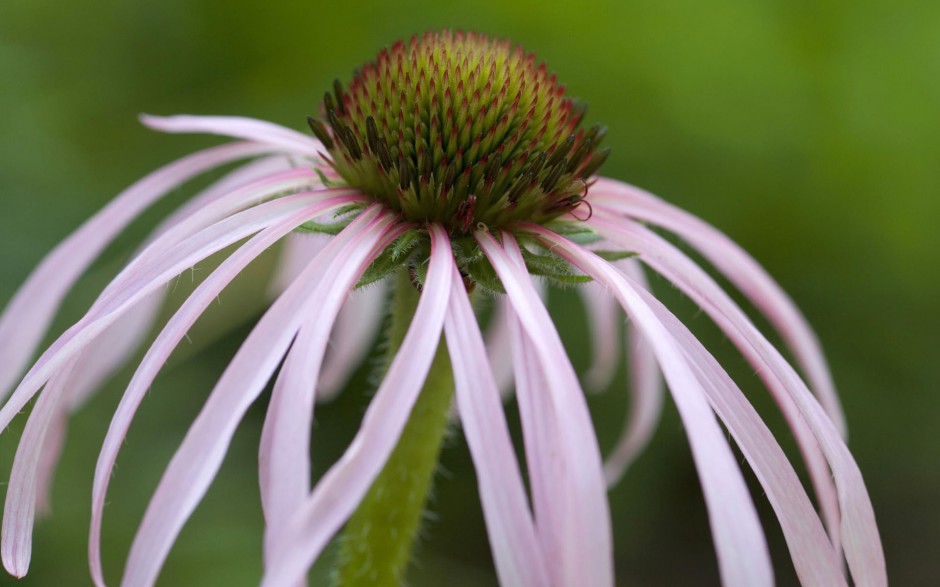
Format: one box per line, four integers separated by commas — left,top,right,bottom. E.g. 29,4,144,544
1,0,937,585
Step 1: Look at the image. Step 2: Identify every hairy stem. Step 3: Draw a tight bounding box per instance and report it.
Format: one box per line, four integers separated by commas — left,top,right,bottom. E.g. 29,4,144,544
332,268,454,586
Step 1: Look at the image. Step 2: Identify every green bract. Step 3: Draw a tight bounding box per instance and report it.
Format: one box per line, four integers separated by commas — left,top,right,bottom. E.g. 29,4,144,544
308,30,609,233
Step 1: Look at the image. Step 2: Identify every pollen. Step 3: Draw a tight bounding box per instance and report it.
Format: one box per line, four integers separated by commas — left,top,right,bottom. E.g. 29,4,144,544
308,30,610,232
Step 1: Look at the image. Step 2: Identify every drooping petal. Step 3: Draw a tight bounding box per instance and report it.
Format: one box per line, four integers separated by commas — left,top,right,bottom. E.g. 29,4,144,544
268,233,388,402
527,225,774,587
634,281,847,586
317,282,388,400
117,208,401,587
88,194,368,585
33,408,66,517
260,224,453,587
27,155,310,520
589,178,846,435
477,231,614,587
0,141,276,404
268,233,329,298
257,321,324,571
603,259,664,485
580,280,622,392
587,216,886,585
1,360,75,577
483,296,517,399
484,279,547,401
0,191,356,437
140,114,323,157
443,265,549,587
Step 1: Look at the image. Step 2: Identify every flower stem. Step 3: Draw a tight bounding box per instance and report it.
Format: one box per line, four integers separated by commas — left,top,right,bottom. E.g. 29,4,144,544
332,268,454,587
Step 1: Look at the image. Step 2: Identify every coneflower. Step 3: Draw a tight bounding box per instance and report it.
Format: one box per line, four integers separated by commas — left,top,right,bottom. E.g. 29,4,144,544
0,30,885,587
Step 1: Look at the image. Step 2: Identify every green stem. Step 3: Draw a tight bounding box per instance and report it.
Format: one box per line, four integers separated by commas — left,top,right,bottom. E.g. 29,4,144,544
332,268,455,587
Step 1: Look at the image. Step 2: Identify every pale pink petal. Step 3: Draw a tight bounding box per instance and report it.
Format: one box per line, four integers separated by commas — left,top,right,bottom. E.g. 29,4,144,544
604,259,664,485
27,157,312,520
269,233,388,401
589,178,846,435
484,279,546,401
317,282,388,401
527,226,773,587
477,231,614,587
33,409,66,517
117,209,401,587
0,191,354,438
257,326,318,587
0,141,275,404
1,360,75,577
260,224,454,587
636,282,846,586
268,233,329,298
483,297,516,399
580,280,622,392
588,216,886,584
65,155,306,410
87,199,378,586
443,265,549,587
592,216,841,550
140,115,323,157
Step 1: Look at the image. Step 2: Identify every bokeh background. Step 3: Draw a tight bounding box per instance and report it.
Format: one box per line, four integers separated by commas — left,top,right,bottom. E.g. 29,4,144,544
1,0,938,585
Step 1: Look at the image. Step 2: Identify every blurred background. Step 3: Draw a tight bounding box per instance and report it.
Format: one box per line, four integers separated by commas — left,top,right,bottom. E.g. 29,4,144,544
1,0,937,585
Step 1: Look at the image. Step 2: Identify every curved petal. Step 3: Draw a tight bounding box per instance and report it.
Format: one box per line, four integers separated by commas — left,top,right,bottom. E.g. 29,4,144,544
260,224,453,587
117,208,400,587
28,156,313,519
588,215,886,584
317,282,388,401
477,231,614,587
636,282,846,586
1,360,75,576
603,259,664,485
527,226,773,587
443,265,549,587
579,281,622,392
87,194,367,586
483,297,517,400
140,115,323,157
0,141,275,404
589,179,846,436
0,191,355,437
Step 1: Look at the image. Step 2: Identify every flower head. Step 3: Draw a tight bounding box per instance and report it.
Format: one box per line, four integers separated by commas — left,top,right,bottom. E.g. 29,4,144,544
0,30,885,587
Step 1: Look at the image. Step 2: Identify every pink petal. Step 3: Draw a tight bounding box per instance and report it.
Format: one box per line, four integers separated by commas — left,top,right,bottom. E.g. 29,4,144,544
317,282,388,401
588,215,886,585
636,282,846,586
443,265,549,587
477,231,614,587
258,320,322,570
268,233,329,298
87,199,378,585
116,208,401,587
527,226,774,587
589,179,846,436
0,142,275,405
0,191,354,438
603,259,664,485
594,217,842,546
483,297,517,399
28,157,311,519
33,409,66,518
260,224,454,587
1,360,75,577
140,114,323,157
269,233,388,401
580,281,622,391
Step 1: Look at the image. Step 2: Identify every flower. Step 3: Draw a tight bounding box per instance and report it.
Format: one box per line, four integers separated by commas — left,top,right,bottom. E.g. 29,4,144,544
0,30,885,587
